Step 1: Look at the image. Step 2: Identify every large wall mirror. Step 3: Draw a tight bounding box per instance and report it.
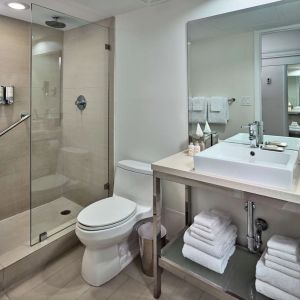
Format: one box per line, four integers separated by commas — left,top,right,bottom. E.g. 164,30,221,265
187,0,300,149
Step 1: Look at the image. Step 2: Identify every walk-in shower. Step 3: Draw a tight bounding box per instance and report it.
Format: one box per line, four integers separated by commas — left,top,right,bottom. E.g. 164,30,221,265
30,5,110,245
0,3,111,270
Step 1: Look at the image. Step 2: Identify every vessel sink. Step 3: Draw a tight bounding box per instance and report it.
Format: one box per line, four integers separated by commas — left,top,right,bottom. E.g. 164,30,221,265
194,142,298,188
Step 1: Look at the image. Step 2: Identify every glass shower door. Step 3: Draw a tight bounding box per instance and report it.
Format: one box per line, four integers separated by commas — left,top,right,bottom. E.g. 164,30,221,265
31,5,109,244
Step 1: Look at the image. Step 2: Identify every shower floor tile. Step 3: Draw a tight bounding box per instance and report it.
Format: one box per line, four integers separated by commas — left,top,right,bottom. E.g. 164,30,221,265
31,197,82,244
0,197,82,268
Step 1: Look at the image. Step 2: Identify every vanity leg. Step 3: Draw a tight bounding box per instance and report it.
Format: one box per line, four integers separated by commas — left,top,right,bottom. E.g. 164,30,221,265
185,185,192,226
153,175,162,298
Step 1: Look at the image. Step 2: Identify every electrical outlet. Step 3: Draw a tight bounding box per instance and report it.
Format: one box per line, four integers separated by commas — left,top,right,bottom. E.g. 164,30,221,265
241,96,252,106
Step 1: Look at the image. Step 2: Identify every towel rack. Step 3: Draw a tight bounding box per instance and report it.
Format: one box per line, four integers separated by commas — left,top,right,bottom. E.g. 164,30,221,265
228,98,236,104
0,113,30,138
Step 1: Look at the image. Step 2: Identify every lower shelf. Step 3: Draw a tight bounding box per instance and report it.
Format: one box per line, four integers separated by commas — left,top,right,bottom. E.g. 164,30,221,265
160,231,269,300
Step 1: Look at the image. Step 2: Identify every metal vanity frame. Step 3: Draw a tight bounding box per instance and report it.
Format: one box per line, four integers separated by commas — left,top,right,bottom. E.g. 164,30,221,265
151,162,297,300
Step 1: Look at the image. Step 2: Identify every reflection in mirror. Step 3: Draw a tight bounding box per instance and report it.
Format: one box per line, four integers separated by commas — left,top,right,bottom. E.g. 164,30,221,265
187,0,300,149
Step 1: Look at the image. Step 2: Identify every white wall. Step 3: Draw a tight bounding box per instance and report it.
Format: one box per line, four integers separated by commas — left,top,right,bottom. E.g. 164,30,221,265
115,0,285,238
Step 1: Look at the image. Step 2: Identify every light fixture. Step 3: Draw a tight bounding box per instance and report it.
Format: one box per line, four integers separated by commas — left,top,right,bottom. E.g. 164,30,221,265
7,2,29,10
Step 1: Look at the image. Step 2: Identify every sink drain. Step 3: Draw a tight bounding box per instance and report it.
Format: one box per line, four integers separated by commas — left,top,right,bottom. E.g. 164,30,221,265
60,209,71,215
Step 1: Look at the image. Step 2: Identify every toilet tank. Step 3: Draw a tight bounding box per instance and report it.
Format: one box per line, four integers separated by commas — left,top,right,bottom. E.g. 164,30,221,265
113,160,153,208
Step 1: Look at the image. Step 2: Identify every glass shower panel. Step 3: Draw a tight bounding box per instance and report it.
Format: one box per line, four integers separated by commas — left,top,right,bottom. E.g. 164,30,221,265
31,5,109,245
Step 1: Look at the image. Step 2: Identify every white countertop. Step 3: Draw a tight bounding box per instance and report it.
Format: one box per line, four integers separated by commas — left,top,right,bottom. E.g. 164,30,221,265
152,151,300,206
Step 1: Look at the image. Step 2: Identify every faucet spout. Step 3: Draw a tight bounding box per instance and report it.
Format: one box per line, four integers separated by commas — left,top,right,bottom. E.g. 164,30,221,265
243,121,264,148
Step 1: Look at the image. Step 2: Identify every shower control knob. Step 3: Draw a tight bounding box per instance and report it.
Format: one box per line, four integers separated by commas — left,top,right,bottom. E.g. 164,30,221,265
75,95,87,111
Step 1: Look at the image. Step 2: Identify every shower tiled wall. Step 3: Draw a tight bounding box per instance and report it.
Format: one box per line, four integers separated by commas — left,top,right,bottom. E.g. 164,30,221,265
61,23,109,207
0,16,30,221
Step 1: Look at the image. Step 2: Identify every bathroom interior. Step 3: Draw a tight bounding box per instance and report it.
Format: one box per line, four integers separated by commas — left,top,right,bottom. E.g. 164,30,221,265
0,0,300,299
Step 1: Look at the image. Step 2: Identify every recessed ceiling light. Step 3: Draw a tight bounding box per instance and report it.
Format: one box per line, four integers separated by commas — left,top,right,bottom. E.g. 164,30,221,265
7,2,29,10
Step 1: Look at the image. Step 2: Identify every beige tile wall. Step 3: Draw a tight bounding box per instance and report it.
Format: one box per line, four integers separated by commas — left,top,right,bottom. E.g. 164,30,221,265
62,23,109,207
0,16,30,221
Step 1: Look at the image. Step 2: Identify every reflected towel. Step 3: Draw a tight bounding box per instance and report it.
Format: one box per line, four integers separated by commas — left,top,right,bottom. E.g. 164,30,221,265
193,209,231,233
265,252,300,273
267,235,299,256
265,259,300,279
182,244,235,274
256,250,300,298
255,280,300,300
190,224,237,246
208,97,229,124
268,248,298,263
189,97,208,123
184,228,236,258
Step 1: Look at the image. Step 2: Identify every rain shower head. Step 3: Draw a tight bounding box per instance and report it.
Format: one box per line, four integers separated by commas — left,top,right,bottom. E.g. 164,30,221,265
45,16,66,29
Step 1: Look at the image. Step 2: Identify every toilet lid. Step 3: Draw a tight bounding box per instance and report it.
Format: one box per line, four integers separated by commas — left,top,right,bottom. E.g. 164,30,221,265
77,196,137,229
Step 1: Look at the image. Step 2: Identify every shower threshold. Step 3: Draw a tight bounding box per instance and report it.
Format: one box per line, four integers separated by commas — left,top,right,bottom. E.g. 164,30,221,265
0,197,82,270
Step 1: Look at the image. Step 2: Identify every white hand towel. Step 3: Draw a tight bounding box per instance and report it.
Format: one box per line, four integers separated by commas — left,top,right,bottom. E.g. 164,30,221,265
182,244,235,274
193,210,231,232
184,228,236,258
267,235,299,256
256,251,300,298
189,97,208,123
268,248,298,263
265,259,300,279
255,280,300,300
208,97,229,124
190,224,237,246
265,252,300,273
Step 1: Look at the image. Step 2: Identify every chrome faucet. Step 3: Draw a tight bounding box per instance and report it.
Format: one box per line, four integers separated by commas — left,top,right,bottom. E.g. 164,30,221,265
243,121,264,148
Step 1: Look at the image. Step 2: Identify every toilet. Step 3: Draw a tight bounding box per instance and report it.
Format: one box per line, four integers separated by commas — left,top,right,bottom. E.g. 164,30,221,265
75,160,153,286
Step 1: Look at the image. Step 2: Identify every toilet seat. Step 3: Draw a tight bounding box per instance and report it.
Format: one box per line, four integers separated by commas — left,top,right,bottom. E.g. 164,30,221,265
77,196,137,231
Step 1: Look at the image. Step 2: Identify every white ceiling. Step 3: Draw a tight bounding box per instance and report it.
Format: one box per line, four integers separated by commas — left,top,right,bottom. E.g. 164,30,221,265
0,0,169,23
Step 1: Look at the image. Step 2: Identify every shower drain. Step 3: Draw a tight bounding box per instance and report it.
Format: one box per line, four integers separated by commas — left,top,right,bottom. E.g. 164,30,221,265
60,209,71,216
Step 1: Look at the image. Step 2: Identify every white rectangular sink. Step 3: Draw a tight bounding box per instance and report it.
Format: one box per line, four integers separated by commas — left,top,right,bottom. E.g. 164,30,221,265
194,142,298,188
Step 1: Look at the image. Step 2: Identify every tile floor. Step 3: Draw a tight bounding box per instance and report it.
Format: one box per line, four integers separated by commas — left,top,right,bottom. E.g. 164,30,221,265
0,197,81,259
1,245,218,300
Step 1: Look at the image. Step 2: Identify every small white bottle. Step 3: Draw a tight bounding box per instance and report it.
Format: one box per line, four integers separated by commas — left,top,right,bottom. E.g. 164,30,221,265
194,141,201,155
188,143,195,156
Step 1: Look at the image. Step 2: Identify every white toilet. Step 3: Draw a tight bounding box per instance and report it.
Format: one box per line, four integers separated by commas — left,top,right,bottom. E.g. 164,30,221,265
75,160,153,286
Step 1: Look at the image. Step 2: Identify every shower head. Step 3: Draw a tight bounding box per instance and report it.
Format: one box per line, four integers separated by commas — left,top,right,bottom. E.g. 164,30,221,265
45,16,66,29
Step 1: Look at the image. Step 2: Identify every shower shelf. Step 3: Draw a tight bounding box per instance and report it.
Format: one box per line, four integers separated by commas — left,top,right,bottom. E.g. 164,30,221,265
160,230,268,300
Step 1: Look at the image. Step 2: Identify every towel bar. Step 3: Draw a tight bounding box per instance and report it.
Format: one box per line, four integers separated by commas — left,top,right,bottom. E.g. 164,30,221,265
0,113,30,137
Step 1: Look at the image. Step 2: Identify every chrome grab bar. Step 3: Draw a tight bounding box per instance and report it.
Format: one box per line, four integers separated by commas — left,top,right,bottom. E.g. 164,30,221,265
0,113,30,138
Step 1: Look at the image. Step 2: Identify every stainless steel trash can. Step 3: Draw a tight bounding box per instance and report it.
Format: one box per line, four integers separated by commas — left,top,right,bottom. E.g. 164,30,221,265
138,222,167,277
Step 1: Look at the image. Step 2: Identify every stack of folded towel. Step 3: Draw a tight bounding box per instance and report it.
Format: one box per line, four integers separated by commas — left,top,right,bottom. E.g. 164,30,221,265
256,235,300,300
182,209,237,274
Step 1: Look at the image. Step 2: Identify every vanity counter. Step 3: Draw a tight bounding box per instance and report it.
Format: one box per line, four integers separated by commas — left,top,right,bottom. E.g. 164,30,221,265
152,151,300,205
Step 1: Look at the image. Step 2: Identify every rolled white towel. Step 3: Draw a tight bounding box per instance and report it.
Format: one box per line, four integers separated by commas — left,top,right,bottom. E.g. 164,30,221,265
268,248,298,263
193,209,230,233
267,235,299,256
182,244,235,274
255,280,300,300
184,228,236,258
190,224,237,246
265,259,300,279
256,250,300,298
265,252,300,273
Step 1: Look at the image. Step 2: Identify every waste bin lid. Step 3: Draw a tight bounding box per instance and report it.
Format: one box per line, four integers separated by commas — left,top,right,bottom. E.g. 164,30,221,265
138,222,167,240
